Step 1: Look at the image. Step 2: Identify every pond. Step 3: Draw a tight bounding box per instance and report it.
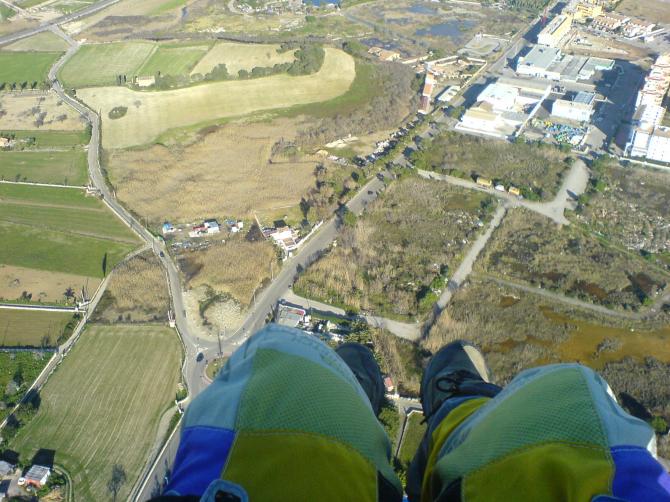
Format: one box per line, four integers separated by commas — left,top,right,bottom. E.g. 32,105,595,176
416,19,477,41
303,0,339,5
408,3,437,15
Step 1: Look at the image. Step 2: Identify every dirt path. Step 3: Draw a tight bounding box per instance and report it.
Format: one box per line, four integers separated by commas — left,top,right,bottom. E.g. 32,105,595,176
418,158,590,226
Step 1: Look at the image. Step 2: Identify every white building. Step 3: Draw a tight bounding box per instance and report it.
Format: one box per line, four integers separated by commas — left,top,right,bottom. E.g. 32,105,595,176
517,45,562,80
627,53,670,163
457,78,551,138
552,91,595,122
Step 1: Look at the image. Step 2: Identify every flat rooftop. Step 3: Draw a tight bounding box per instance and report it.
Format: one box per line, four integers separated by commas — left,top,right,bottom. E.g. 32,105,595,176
519,45,561,70
575,91,596,105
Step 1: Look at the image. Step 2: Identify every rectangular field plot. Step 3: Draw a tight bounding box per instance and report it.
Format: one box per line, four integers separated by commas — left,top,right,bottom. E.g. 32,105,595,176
59,41,156,88
0,184,140,278
0,150,88,185
1,130,90,148
0,51,62,85
2,31,70,52
0,309,76,347
10,324,182,501
0,92,87,131
138,43,211,77
0,264,101,304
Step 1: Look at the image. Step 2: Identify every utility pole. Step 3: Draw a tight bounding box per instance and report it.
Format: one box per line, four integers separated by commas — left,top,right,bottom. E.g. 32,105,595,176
217,329,223,357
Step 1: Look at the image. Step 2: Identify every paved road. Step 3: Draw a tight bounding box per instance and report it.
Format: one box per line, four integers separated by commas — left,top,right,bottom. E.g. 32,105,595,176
417,158,590,226
282,290,421,341
0,0,120,46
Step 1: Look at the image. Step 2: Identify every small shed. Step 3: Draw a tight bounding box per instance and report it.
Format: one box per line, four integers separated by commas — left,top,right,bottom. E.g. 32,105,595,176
24,465,50,488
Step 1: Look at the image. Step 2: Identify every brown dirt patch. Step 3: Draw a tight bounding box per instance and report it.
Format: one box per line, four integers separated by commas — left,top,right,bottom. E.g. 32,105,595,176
106,119,318,222
0,264,100,303
617,0,670,25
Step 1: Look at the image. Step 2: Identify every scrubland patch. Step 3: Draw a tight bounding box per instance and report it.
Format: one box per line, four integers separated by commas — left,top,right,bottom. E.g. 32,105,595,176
93,251,169,323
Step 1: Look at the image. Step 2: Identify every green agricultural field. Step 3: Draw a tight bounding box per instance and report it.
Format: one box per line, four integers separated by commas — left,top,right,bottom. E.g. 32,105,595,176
398,412,426,468
0,184,140,278
52,0,97,14
0,4,16,20
0,351,51,423
2,31,70,52
0,309,76,347
79,48,356,148
138,43,210,77
0,150,88,185
0,51,62,86
10,324,182,501
59,41,156,88
0,130,90,148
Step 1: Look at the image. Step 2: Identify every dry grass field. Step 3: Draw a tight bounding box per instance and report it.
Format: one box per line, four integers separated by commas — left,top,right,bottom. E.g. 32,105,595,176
617,0,670,25
183,238,276,306
106,119,317,222
0,309,74,347
190,42,296,76
0,92,86,130
10,324,182,502
78,48,355,148
1,31,69,52
93,251,169,323
0,264,100,304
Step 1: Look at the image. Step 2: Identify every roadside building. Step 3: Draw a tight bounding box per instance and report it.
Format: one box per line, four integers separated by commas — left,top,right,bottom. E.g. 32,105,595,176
418,70,437,114
24,465,50,489
552,91,596,122
135,75,156,87
537,14,573,47
264,224,299,254
623,19,656,39
276,304,309,328
162,222,176,235
203,219,220,234
384,376,395,394
573,2,602,22
508,186,521,197
592,12,629,32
